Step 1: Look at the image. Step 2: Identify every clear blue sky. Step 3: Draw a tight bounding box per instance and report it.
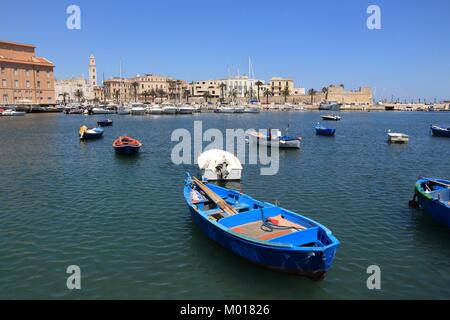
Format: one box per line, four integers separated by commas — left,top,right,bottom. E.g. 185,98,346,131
1,0,449,101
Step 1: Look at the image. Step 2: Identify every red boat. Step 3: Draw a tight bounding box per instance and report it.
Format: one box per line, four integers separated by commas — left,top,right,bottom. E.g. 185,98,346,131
113,136,142,155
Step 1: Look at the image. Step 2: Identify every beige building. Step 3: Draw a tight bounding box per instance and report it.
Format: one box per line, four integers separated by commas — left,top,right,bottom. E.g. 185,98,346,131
104,77,132,103
93,86,105,102
0,40,55,105
326,85,373,105
131,74,171,95
190,80,223,99
55,77,87,103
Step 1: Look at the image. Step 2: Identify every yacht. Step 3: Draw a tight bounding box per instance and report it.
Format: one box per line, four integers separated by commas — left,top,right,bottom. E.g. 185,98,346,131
162,103,177,114
130,103,146,115
177,105,195,114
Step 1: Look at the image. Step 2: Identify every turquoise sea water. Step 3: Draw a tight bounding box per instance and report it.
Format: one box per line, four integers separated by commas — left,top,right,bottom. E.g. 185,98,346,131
0,111,449,299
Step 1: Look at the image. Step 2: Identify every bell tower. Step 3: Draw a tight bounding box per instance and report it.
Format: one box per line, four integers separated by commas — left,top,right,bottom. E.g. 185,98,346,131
88,54,97,87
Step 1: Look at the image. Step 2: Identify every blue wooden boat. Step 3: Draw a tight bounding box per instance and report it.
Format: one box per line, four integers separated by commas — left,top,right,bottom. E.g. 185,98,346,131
431,125,450,137
183,173,340,280
79,126,104,140
315,124,336,136
412,178,450,228
97,119,113,127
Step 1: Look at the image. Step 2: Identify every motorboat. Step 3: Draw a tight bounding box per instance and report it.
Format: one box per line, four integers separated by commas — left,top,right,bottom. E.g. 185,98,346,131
387,130,409,143
197,149,243,181
113,136,142,155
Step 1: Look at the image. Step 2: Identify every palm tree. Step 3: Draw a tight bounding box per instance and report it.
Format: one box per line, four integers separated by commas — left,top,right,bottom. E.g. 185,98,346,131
149,89,157,103
113,90,120,103
263,88,273,105
59,92,69,105
228,89,238,102
218,82,227,103
322,87,329,101
74,89,84,103
157,89,166,103
132,81,139,102
339,84,344,88
255,81,264,102
183,89,191,103
281,87,290,103
308,88,317,105
141,90,150,103
167,80,176,101
203,91,211,103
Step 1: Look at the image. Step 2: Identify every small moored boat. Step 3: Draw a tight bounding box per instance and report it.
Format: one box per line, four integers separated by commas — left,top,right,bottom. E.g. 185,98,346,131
431,125,450,138
1,109,26,116
97,119,113,127
248,129,301,149
113,136,142,155
411,178,450,228
184,174,340,279
321,114,341,121
79,126,104,140
197,149,243,181
387,130,408,143
315,124,336,136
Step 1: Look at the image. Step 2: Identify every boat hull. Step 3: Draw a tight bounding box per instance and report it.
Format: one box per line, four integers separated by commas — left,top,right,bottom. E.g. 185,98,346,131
431,125,450,138
79,132,103,140
201,169,242,181
249,134,300,149
316,128,335,136
187,205,336,279
114,145,140,155
415,179,450,228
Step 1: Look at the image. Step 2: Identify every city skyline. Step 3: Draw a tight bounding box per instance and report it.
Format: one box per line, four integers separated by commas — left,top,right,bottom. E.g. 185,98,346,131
1,0,450,101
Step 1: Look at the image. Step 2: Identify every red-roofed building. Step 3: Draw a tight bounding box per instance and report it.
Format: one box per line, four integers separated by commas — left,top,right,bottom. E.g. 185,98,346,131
0,40,55,105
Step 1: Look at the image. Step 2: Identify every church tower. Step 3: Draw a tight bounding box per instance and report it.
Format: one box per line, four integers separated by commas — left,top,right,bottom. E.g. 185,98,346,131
88,54,97,87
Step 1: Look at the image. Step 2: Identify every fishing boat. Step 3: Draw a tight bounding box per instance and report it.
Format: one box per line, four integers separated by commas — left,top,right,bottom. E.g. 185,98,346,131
79,126,104,140
183,173,340,279
321,114,341,121
430,125,450,138
197,149,243,181
248,129,301,149
97,119,113,127
1,109,26,116
411,178,450,228
315,124,336,136
387,130,408,143
113,136,142,155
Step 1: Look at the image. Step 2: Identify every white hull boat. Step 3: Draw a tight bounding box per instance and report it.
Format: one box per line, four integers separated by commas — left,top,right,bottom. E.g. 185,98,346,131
248,130,301,149
1,110,26,116
388,130,409,143
92,108,115,115
162,106,177,114
177,105,195,114
198,149,243,181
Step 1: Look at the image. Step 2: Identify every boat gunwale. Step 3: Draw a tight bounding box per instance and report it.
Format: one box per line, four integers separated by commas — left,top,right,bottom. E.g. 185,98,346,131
416,178,450,206
184,177,339,252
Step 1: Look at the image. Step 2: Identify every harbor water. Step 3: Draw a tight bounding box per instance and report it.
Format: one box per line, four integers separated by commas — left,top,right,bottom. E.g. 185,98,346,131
1,111,449,299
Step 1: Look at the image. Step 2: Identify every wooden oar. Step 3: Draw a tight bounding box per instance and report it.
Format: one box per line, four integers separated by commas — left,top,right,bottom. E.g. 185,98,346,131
192,177,238,215
428,179,450,188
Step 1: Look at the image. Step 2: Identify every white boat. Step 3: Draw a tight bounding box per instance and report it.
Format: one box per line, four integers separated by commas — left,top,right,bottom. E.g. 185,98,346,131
215,106,235,113
388,130,409,143
248,129,301,149
92,107,115,114
130,103,146,115
117,106,130,115
177,105,195,114
243,106,261,113
197,149,243,181
1,109,25,116
162,104,177,114
293,105,306,111
147,105,164,114
321,114,341,121
233,106,245,113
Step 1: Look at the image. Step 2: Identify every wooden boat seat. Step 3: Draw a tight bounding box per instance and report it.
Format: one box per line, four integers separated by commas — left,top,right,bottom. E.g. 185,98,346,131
231,215,305,241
